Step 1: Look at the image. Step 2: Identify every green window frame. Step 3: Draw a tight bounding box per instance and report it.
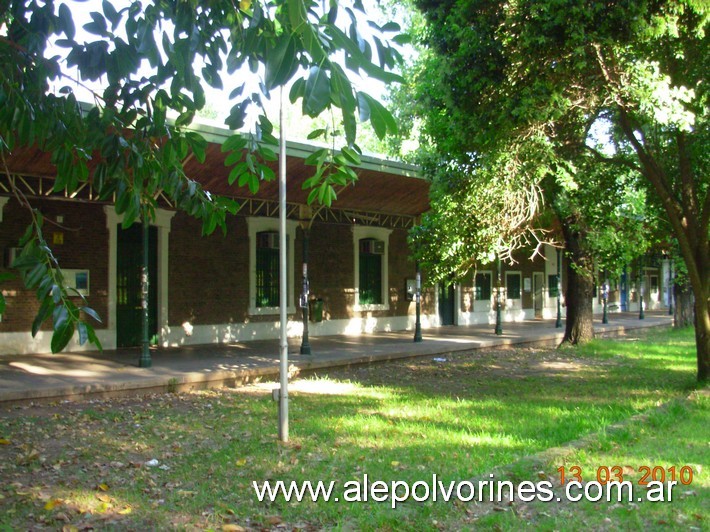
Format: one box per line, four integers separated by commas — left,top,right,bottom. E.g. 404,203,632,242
256,231,280,308
548,274,559,298
474,272,492,301
359,238,383,305
506,272,521,299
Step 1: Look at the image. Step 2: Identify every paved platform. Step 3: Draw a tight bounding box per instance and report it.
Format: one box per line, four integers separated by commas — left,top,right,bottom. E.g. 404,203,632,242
0,312,672,404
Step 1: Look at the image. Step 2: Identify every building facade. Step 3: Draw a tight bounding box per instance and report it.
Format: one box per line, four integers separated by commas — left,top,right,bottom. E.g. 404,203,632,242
0,124,671,355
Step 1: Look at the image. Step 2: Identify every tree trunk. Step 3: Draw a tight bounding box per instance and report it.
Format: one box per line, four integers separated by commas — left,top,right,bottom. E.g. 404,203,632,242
616,111,709,382
673,282,694,329
696,295,710,382
561,222,595,345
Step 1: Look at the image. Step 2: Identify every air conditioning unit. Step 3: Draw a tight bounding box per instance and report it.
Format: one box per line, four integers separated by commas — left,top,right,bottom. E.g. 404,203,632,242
257,232,279,249
4,247,21,268
360,239,384,255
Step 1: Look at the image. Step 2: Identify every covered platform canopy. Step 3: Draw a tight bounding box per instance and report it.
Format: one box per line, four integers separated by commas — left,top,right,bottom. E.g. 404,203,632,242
1,120,429,222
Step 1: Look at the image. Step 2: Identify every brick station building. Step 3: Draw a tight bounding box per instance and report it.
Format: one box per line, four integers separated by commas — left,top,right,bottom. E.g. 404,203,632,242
0,122,669,355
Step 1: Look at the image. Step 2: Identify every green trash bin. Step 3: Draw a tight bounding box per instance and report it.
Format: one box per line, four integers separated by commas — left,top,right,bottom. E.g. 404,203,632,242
309,298,323,322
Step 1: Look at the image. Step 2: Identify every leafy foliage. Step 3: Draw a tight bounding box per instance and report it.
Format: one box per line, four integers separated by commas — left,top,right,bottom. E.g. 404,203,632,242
399,0,708,377
0,0,405,351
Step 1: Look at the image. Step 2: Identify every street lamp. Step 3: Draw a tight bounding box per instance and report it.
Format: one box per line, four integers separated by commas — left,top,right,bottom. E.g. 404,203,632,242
601,278,609,325
299,226,312,356
495,257,503,335
555,248,562,328
638,259,645,320
668,258,674,316
139,210,152,368
414,263,422,343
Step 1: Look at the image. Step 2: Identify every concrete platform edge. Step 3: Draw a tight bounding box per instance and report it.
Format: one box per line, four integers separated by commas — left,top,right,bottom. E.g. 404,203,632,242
0,321,670,406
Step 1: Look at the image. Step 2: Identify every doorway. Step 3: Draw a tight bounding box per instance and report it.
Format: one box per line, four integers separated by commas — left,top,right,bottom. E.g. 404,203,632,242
116,224,158,347
438,283,455,326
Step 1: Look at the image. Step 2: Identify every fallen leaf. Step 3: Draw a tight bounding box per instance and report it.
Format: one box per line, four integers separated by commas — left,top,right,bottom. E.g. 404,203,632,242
16,447,40,465
97,483,110,492
266,515,283,525
118,506,133,515
222,525,245,532
44,498,62,510
0,438,10,445
235,458,247,467
96,494,111,503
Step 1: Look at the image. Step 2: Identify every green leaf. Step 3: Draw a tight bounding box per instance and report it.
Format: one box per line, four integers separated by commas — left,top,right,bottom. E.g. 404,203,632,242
51,321,75,353
259,164,275,181
86,324,103,351
305,148,328,166
32,297,53,338
53,305,69,331
248,175,259,194
186,132,208,163
222,134,248,153
341,146,361,165
258,146,278,162
80,306,102,323
225,150,244,167
228,162,249,185
102,0,121,29
357,92,397,139
83,12,108,37
226,101,249,130
78,321,89,346
175,110,195,127
307,128,327,140
304,66,331,117
25,262,47,289
343,109,357,146
330,63,357,114
288,0,307,32
58,3,75,40
265,34,297,90
289,78,306,104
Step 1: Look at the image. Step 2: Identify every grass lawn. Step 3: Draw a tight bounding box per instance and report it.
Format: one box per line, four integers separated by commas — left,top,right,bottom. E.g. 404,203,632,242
0,326,706,530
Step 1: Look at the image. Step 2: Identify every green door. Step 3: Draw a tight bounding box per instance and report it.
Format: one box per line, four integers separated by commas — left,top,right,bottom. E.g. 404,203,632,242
116,224,158,347
438,283,455,326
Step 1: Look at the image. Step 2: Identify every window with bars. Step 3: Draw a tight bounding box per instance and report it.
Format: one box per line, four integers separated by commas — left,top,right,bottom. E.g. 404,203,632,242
474,272,492,301
506,272,521,299
256,231,280,308
548,274,559,298
359,238,383,305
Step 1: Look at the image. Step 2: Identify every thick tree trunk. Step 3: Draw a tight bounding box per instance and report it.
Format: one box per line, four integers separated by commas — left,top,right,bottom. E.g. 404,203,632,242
696,296,710,382
561,223,595,345
674,282,694,328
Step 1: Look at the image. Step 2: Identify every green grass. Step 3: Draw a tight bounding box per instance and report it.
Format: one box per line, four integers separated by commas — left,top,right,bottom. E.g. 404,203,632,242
0,326,706,530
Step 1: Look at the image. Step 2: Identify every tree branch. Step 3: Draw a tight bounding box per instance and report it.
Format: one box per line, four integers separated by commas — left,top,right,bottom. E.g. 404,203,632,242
582,144,640,172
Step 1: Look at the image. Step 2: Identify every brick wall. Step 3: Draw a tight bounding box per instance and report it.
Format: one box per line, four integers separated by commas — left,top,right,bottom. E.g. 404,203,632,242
0,198,109,332
1,198,428,336
168,212,250,325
